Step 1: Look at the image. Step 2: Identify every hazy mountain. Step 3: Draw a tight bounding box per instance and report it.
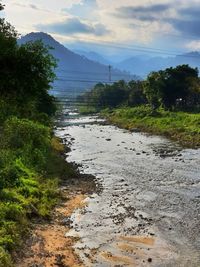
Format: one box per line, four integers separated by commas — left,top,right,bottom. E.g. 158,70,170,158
74,50,111,66
116,52,200,77
18,32,133,96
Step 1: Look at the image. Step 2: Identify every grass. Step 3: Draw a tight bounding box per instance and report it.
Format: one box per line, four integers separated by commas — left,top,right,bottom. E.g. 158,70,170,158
0,120,77,266
102,105,200,148
78,106,99,115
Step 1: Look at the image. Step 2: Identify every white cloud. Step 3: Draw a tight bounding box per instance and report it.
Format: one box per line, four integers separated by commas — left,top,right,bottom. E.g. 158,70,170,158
2,0,200,53
186,40,200,51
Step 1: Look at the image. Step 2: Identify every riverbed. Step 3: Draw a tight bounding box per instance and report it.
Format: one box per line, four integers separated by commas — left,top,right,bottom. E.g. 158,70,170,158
56,111,200,267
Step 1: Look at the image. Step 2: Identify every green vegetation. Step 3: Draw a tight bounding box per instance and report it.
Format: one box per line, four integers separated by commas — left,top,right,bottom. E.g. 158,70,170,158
78,106,99,115
144,65,200,110
102,106,200,148
78,80,146,112
0,4,75,265
78,66,200,147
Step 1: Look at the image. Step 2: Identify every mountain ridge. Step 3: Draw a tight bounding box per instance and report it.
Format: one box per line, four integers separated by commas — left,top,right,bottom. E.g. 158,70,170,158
115,51,200,77
18,32,134,95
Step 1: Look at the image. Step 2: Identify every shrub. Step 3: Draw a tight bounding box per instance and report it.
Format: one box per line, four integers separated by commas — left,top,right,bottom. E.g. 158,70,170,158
1,117,51,169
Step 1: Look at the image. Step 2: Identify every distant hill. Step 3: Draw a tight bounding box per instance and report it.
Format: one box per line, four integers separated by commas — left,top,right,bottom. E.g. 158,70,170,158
18,32,134,96
115,52,200,77
74,50,112,65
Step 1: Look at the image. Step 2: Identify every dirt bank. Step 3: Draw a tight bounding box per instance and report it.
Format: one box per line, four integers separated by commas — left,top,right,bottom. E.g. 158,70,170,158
14,174,97,267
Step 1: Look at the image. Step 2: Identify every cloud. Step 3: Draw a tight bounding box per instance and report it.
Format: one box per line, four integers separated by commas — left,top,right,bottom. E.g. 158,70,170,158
13,2,39,10
115,4,171,21
36,17,110,36
169,18,200,38
186,40,200,50
63,0,98,20
114,3,200,39
29,4,39,10
164,5,200,38
178,6,200,20
12,2,50,12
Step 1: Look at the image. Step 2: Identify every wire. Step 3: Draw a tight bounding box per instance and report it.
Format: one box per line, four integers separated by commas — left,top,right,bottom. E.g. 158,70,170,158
66,36,200,58
55,78,128,84
57,69,132,77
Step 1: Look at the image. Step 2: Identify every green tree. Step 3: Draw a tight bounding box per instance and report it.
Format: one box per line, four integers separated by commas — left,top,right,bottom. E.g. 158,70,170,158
127,80,147,106
144,71,164,110
0,20,57,122
144,65,200,110
0,1,4,11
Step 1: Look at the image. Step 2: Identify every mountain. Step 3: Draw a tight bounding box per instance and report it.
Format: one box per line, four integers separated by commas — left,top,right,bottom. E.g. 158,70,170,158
18,32,134,96
116,52,200,77
74,50,112,65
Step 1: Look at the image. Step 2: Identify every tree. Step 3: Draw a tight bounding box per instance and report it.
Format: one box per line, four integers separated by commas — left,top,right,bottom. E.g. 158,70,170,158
144,71,164,110
127,80,147,106
0,1,4,11
144,65,200,110
0,31,57,120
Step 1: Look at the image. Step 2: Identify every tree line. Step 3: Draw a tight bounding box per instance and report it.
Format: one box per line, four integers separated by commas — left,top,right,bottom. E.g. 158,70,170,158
78,64,200,111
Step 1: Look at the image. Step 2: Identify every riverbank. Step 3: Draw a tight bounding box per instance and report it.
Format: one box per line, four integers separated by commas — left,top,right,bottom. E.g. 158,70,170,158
14,172,96,267
102,106,200,148
0,116,95,266
12,134,97,267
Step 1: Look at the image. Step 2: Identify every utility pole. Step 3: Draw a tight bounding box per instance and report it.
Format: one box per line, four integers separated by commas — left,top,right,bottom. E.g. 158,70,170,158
108,65,112,82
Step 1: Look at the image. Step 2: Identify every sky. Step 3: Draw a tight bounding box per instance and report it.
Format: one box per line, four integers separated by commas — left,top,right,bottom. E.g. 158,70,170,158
2,0,200,59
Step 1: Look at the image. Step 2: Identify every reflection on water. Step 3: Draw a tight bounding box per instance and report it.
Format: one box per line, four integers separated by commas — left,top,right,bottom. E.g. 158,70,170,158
56,113,200,267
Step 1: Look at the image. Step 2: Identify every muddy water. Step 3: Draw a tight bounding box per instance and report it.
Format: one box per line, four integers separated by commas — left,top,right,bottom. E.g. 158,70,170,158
56,112,200,267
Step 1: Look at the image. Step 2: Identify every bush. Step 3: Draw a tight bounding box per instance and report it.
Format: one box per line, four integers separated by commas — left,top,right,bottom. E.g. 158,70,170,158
1,117,51,169
0,247,13,267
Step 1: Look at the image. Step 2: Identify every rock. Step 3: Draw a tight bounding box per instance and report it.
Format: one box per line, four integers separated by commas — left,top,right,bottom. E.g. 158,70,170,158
55,254,66,267
131,128,141,132
106,138,111,141
61,217,72,226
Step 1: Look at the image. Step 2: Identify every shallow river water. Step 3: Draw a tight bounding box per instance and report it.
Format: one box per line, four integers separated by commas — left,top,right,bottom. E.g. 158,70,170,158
56,111,200,267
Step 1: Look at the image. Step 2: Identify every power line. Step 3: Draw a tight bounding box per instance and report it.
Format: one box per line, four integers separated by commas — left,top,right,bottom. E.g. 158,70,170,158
67,36,200,58
57,69,132,77
55,78,127,84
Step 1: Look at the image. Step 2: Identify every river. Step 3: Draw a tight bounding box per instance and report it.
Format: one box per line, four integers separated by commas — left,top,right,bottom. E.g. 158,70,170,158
55,110,200,267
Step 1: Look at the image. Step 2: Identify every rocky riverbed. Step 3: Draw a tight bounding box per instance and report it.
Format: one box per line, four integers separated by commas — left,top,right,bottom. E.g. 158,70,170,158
55,111,200,267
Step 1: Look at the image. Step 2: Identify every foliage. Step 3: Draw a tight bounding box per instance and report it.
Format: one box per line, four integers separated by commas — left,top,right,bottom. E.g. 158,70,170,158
103,105,200,148
1,117,51,169
0,17,57,124
79,65,200,113
0,2,4,11
0,7,64,266
144,65,200,110
0,118,70,265
78,80,146,112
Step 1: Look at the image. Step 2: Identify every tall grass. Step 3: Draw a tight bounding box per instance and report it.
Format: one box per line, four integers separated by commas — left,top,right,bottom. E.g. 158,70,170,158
103,105,200,148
